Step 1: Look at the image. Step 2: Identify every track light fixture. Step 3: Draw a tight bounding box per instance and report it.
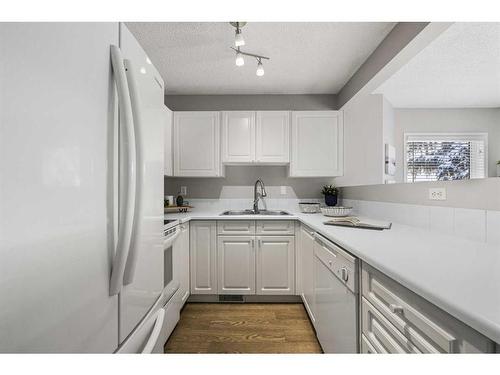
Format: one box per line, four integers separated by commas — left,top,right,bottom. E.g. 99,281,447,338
229,22,270,77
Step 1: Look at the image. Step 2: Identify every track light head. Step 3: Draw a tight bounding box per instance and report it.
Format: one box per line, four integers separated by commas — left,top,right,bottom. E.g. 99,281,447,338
256,59,264,76
235,51,244,66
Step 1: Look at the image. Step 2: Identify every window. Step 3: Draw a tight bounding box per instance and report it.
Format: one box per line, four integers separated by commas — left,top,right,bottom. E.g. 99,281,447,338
405,133,487,183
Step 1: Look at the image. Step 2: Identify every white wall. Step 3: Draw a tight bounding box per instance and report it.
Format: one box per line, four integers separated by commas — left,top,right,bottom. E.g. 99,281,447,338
334,94,385,187
341,178,500,211
383,98,396,183
393,108,500,182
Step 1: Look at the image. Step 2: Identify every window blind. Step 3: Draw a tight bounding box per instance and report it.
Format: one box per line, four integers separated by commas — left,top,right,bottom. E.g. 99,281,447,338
405,133,486,183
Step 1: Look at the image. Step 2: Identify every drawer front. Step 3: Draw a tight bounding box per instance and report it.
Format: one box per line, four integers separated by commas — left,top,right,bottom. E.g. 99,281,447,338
217,220,255,235
361,334,378,354
362,264,455,353
256,220,295,235
362,298,421,354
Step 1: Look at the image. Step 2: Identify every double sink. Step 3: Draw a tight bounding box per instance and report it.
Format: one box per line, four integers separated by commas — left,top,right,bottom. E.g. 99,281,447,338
220,209,291,216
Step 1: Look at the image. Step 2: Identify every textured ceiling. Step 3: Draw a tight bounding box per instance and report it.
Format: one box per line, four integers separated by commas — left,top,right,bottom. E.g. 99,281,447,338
126,22,395,95
374,23,500,108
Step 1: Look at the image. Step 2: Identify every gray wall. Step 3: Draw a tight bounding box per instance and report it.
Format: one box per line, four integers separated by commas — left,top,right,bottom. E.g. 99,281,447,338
337,22,429,108
165,166,334,199
341,178,500,211
165,94,337,111
393,108,500,182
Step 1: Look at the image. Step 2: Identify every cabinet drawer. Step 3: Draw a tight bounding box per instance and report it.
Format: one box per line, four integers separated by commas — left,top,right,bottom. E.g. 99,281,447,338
256,220,294,235
217,220,255,235
361,334,379,354
362,264,458,353
362,298,421,354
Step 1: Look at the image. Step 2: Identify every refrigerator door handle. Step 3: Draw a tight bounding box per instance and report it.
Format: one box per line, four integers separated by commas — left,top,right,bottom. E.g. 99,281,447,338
122,58,144,286
109,45,137,296
141,308,165,354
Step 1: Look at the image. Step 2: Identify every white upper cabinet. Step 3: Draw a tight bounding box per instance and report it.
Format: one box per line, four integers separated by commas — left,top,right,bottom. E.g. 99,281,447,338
222,111,256,163
256,111,290,164
173,111,223,177
290,111,344,177
163,106,173,176
221,111,290,165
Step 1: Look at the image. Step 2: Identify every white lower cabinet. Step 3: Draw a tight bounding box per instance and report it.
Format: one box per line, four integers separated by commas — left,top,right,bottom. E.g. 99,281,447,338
190,221,217,294
299,225,316,325
177,223,190,306
361,334,378,354
203,220,296,296
361,262,495,353
217,236,256,295
256,236,295,295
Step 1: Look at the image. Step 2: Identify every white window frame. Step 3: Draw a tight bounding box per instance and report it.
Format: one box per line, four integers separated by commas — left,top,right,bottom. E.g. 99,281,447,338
403,132,488,183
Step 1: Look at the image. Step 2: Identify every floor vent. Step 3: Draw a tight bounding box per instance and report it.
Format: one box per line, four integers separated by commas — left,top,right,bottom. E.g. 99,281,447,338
218,295,244,303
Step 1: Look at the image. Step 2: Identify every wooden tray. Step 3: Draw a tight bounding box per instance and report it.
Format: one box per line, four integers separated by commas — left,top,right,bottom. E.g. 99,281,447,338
164,205,193,213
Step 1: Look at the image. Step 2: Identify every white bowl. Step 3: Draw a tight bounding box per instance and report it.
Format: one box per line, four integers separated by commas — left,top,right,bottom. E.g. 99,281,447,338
320,206,353,217
299,202,321,213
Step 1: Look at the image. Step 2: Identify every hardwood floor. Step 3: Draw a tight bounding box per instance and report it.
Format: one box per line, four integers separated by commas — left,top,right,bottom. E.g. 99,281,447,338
164,303,322,354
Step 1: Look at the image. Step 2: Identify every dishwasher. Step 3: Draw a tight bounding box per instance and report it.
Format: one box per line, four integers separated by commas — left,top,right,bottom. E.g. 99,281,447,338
313,233,358,353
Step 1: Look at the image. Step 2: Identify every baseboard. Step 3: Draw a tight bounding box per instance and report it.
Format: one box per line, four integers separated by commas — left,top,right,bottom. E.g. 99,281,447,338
187,294,302,303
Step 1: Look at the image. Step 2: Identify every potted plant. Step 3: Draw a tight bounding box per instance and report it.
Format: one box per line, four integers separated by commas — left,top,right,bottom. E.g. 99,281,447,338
321,184,339,207
497,161,500,177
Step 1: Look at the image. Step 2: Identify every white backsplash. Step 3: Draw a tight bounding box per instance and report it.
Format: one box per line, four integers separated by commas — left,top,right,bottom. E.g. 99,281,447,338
179,197,499,245
342,198,499,245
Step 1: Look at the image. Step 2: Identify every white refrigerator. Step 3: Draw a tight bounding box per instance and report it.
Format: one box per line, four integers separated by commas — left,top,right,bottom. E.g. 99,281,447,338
0,22,167,353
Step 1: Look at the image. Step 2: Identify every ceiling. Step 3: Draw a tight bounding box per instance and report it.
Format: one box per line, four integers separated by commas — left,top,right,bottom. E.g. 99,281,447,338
374,22,500,108
126,22,395,95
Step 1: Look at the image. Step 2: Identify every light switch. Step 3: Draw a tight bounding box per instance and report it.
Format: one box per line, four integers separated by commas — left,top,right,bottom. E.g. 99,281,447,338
180,186,187,196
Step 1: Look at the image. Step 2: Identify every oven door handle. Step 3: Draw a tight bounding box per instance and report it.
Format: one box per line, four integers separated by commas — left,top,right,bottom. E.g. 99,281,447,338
163,229,181,249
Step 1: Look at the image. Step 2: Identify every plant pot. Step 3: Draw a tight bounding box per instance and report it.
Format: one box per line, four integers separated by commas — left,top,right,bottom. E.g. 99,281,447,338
497,164,500,177
324,194,338,207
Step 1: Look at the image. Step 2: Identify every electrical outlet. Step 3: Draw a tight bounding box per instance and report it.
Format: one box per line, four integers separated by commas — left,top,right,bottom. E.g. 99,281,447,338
280,186,287,195
180,186,187,196
429,187,446,201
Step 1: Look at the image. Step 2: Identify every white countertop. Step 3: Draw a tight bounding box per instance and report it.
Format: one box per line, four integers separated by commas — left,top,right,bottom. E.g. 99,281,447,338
165,208,500,344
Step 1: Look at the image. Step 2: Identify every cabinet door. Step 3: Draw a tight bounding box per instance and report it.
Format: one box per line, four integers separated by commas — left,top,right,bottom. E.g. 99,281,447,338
179,223,190,305
217,236,256,294
256,236,295,295
163,106,173,176
174,111,222,177
222,111,256,163
300,225,316,324
290,111,343,177
256,111,290,163
190,221,217,294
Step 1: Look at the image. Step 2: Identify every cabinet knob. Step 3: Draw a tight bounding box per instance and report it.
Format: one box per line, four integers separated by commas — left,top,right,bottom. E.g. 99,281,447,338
340,267,349,282
389,304,404,314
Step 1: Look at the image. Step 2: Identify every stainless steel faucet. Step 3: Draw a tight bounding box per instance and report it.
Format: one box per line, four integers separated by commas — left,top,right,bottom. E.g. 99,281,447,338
253,179,267,214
